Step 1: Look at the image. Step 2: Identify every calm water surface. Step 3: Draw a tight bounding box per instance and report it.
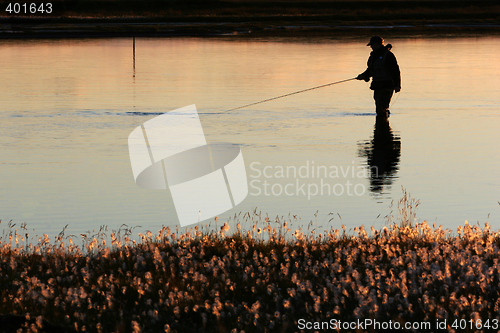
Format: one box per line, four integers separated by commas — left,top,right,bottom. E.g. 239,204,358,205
1,36,499,237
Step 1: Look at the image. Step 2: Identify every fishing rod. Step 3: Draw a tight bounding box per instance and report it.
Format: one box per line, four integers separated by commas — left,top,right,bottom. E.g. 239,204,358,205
225,77,357,112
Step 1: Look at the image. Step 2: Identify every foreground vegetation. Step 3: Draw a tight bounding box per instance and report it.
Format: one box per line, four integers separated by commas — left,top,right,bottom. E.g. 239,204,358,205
1,209,500,332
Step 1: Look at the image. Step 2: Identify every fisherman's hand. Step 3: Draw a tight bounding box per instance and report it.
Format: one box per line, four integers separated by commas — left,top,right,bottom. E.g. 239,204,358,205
357,74,370,82
395,87,401,93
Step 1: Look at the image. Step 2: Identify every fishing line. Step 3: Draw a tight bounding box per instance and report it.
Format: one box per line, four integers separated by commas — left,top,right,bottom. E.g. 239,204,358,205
390,90,401,108
224,77,356,112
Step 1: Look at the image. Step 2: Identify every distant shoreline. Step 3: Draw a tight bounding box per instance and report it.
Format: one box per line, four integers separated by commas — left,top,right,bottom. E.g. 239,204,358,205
1,0,499,38
1,18,500,39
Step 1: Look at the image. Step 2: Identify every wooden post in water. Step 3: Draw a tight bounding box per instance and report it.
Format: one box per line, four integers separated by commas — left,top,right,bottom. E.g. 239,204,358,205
133,37,136,108
133,37,136,78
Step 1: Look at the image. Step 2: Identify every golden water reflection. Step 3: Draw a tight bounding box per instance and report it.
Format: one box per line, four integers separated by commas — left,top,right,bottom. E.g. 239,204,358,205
0,36,499,236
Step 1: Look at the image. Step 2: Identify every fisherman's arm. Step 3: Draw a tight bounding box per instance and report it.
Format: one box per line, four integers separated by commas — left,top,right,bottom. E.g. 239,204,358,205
386,53,401,92
356,68,371,82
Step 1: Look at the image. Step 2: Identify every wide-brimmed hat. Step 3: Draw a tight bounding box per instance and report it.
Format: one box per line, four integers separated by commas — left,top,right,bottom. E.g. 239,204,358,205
367,36,384,46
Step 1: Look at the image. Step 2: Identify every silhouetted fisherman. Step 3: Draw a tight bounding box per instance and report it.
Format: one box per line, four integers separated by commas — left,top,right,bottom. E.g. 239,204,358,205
358,116,401,195
357,36,401,117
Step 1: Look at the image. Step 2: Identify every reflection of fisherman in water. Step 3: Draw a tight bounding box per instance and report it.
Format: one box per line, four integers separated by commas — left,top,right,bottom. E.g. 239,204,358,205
358,115,401,195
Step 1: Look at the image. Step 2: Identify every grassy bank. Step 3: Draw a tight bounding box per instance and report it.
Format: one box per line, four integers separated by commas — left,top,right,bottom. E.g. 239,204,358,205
1,0,499,37
1,215,499,332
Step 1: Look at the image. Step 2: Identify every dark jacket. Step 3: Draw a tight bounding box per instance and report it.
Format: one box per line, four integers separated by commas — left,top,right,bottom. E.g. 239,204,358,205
359,44,401,91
